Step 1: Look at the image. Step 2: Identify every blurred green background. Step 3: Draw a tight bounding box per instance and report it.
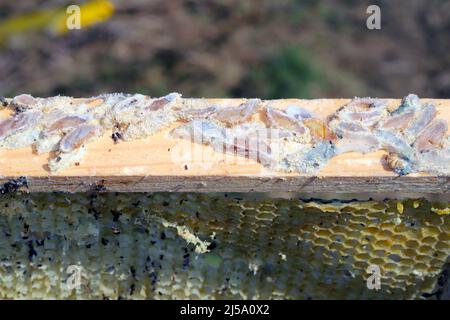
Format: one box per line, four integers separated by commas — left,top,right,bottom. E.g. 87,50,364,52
0,0,449,99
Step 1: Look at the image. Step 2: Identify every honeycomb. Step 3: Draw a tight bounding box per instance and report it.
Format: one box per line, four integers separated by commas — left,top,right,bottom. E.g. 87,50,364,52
0,192,448,299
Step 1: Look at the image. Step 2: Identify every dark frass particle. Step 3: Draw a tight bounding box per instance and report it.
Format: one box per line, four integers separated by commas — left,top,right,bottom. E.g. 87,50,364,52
111,132,122,143
129,284,135,296
182,253,190,268
207,241,217,250
27,240,37,262
130,266,136,279
150,271,158,286
132,200,140,207
111,210,122,222
88,207,101,220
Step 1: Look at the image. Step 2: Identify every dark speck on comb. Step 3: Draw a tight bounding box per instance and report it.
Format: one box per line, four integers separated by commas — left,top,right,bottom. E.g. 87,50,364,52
207,241,217,250
111,132,122,144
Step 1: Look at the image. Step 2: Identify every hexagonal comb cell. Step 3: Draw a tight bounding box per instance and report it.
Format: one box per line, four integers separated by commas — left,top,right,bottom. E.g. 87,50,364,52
0,193,447,299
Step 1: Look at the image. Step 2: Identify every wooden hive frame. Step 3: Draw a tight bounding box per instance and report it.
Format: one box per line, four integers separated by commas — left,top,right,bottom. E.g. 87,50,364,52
0,97,449,194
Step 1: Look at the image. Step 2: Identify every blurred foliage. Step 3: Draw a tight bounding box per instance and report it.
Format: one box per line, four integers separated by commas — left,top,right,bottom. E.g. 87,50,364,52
0,0,448,98
0,8,62,42
238,47,326,99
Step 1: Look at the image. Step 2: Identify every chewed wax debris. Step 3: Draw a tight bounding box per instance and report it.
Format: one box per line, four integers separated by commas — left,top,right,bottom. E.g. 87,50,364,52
0,93,448,175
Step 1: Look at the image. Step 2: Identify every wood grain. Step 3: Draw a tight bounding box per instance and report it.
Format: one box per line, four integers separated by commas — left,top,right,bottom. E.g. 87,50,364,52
0,98,449,193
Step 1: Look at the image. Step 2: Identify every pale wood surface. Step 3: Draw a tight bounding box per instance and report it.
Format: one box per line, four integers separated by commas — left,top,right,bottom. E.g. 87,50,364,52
0,98,449,193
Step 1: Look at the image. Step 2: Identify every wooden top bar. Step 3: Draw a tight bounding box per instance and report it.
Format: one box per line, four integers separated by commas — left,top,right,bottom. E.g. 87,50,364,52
0,98,449,193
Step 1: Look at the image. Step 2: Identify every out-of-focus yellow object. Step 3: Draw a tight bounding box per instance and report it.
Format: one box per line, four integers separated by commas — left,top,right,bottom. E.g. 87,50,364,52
0,0,114,42
432,207,450,216
54,0,115,34
397,201,404,214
